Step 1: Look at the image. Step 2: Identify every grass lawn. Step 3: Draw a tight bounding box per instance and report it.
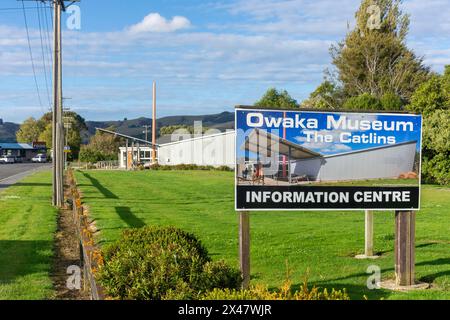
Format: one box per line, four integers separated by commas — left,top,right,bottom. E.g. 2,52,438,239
0,171,57,300
75,170,450,300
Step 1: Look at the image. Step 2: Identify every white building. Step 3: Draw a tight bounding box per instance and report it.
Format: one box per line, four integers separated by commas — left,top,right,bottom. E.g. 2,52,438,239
117,128,417,183
118,131,235,169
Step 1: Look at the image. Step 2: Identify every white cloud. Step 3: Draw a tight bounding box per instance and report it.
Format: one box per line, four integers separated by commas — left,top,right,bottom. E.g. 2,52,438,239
127,13,191,34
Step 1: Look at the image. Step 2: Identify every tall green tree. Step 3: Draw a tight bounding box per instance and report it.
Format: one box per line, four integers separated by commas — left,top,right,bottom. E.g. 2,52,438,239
330,0,429,103
301,81,345,109
16,117,45,143
16,112,87,160
407,65,450,185
79,127,123,163
255,88,299,109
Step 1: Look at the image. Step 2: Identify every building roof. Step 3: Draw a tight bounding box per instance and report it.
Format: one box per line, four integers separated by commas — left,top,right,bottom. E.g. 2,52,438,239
242,129,322,160
0,143,35,150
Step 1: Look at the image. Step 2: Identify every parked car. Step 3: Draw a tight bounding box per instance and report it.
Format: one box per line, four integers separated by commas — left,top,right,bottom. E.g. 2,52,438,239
32,154,47,163
0,155,15,164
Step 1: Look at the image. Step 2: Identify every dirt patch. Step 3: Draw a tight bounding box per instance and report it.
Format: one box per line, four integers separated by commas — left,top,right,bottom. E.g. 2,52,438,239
51,191,91,300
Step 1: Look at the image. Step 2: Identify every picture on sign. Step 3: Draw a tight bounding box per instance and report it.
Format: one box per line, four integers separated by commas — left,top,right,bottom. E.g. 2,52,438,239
235,108,422,211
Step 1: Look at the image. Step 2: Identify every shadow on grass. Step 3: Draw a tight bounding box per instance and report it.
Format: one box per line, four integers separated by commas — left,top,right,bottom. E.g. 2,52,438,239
307,282,392,300
81,172,118,199
13,183,52,187
308,256,450,297
417,258,450,283
115,206,146,228
0,240,52,284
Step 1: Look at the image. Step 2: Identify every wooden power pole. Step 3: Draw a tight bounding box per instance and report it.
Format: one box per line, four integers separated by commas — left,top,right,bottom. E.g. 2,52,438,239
53,0,64,207
152,81,157,164
49,0,80,206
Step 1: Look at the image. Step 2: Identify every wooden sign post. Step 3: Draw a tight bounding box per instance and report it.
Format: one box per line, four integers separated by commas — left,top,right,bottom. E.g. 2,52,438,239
395,211,415,286
356,210,379,259
365,210,374,257
239,211,250,290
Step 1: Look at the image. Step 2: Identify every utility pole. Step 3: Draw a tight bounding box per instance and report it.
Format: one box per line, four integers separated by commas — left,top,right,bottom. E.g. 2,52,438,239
142,125,151,142
152,81,157,164
53,0,63,207
49,0,80,207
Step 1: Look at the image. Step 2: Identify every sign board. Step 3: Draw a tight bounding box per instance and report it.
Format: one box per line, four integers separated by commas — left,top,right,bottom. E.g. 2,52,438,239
64,146,71,153
33,141,47,150
235,108,422,211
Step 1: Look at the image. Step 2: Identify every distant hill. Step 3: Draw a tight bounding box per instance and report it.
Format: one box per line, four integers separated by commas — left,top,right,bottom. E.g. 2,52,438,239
0,112,235,144
0,121,20,142
85,111,234,142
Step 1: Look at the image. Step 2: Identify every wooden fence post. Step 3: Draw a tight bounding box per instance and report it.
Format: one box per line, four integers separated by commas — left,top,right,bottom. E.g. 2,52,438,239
239,211,250,290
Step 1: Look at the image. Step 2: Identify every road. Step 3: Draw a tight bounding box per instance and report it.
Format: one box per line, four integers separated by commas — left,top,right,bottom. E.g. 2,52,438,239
0,163,51,191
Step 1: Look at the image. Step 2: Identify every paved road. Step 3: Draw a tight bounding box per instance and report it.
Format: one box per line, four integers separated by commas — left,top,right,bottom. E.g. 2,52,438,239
0,163,51,191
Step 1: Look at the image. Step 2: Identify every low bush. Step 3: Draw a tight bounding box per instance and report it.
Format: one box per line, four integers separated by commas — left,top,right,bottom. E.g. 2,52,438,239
150,164,233,172
96,226,241,300
202,278,349,301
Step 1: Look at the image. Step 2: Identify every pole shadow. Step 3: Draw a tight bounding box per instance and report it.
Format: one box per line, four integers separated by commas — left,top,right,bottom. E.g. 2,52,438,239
115,206,146,228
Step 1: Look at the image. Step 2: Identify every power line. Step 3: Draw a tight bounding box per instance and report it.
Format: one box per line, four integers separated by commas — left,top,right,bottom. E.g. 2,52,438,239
42,0,54,100
36,0,52,109
0,6,51,11
20,0,44,113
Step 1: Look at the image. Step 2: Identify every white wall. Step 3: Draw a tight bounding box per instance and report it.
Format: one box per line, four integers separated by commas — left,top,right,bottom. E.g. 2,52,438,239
158,131,235,168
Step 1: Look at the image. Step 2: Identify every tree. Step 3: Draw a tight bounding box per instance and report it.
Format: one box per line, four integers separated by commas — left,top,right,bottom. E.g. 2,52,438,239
380,92,404,110
79,128,123,163
16,117,45,143
407,75,448,116
159,125,210,136
16,111,87,160
38,124,53,150
343,93,381,110
407,66,450,185
255,88,299,109
301,81,345,109
330,0,429,103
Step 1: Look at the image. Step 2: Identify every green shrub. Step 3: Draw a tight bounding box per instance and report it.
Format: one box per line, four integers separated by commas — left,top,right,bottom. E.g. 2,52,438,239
149,164,232,172
380,92,404,110
202,279,349,300
96,226,241,300
422,154,450,185
343,93,382,111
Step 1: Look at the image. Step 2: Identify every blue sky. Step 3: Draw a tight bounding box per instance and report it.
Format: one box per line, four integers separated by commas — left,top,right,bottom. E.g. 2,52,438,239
236,109,422,158
0,0,449,123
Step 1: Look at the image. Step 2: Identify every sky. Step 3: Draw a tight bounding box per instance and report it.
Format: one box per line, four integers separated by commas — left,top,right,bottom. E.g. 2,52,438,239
0,0,449,123
236,109,422,160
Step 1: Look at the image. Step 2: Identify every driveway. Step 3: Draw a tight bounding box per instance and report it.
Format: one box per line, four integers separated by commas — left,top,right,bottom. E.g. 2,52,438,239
0,163,51,191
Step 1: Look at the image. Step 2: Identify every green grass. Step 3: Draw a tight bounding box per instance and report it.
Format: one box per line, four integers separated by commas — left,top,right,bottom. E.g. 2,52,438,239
0,171,57,300
75,170,450,300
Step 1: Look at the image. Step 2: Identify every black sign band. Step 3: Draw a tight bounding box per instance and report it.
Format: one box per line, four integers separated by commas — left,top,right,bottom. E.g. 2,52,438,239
236,186,419,210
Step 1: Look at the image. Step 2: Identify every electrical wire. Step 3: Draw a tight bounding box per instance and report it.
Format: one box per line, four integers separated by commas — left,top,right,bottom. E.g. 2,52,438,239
20,0,45,113
37,1,52,109
42,0,54,92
